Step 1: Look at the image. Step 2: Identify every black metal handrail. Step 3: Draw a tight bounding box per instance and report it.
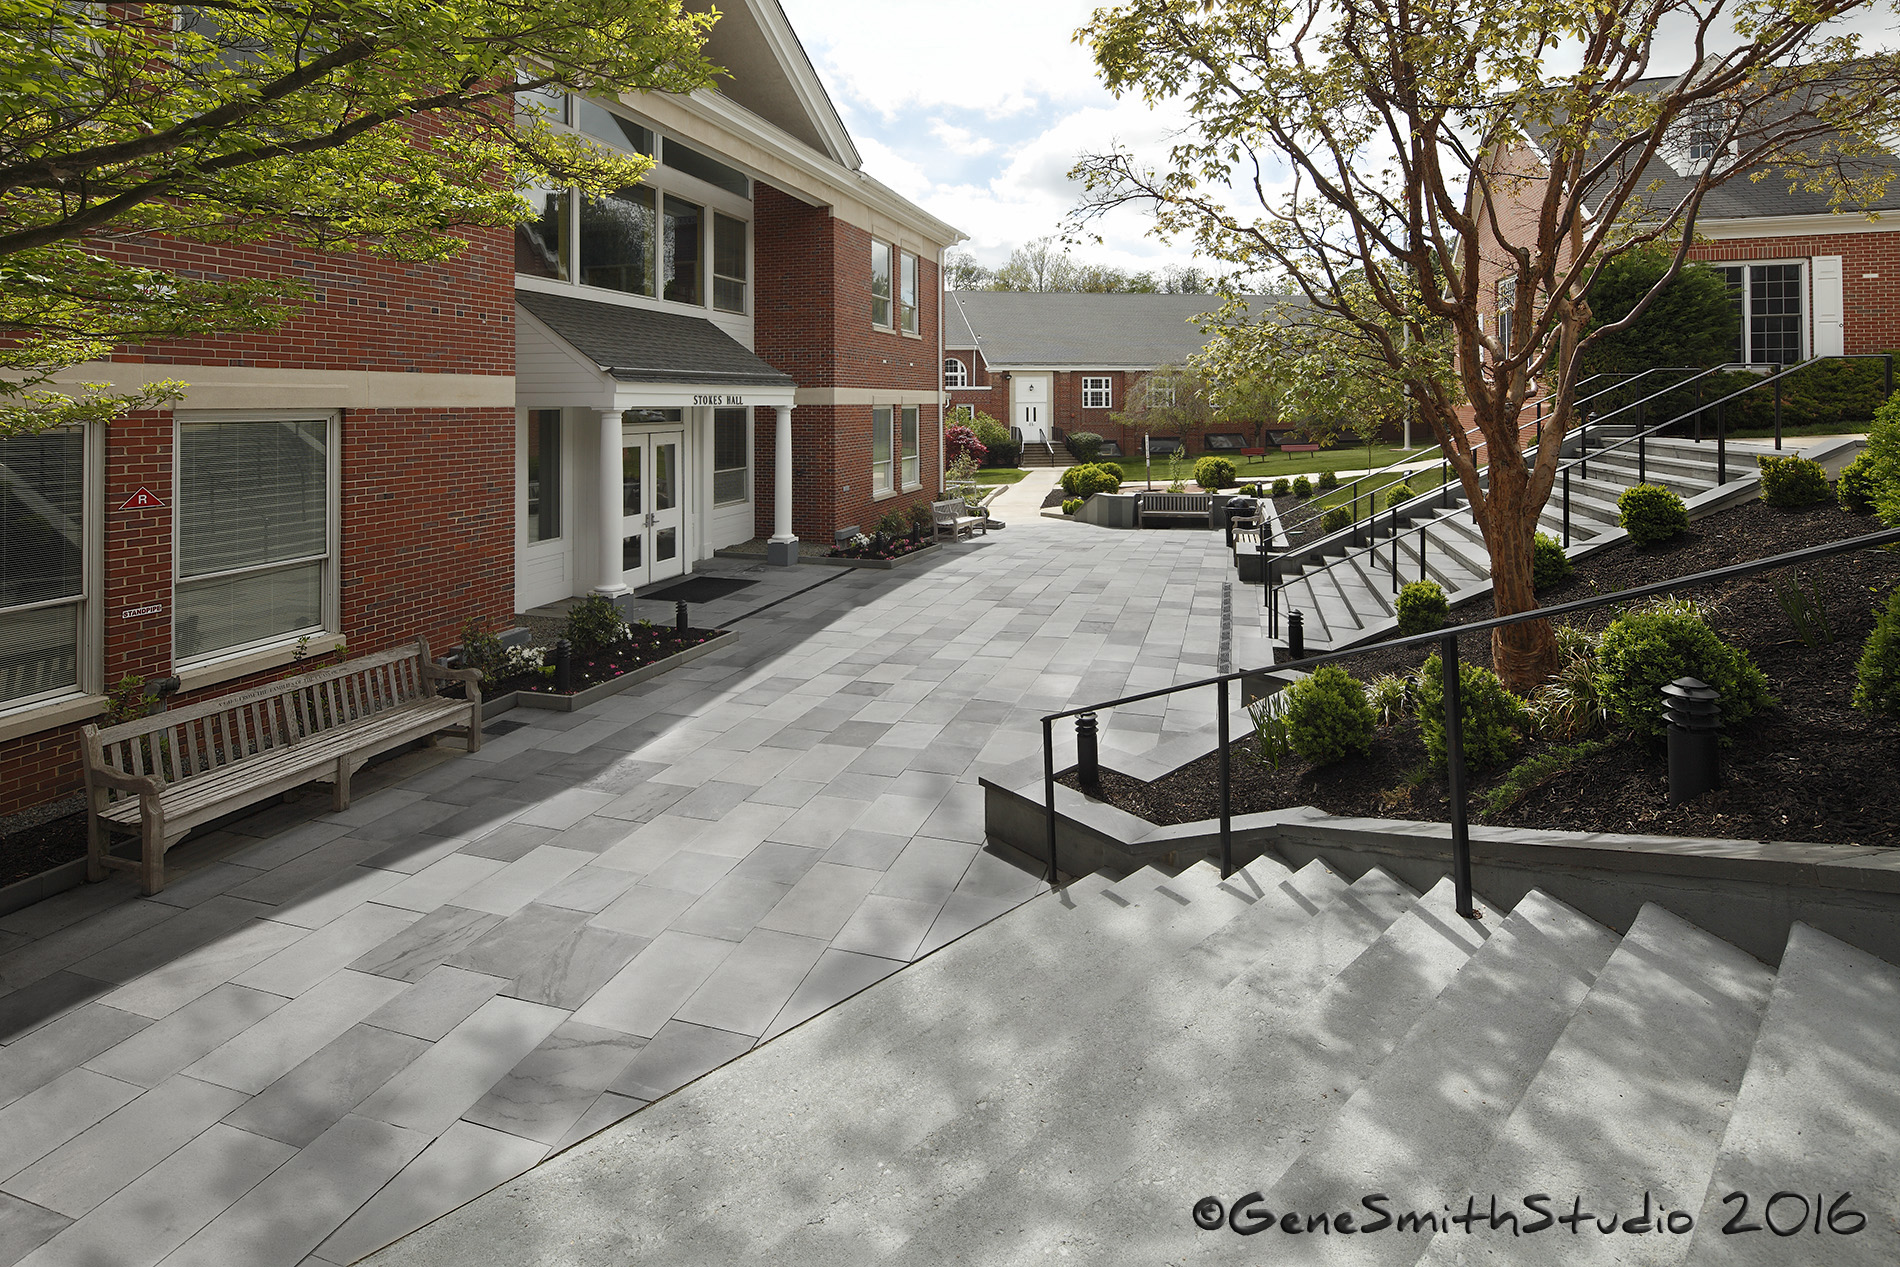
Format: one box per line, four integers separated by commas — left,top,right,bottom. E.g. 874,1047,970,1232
1041,525,1900,917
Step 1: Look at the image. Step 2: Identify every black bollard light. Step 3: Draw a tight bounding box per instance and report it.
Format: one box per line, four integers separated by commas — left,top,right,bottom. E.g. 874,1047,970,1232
552,638,573,694
1287,610,1305,660
1075,712,1101,792
1662,677,1722,803
675,600,690,633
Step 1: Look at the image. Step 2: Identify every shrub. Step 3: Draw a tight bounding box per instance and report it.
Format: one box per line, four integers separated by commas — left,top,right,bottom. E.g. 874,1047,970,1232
1060,463,1122,497
1271,477,1291,497
1382,481,1414,510
1416,652,1528,771
1066,432,1104,463
1617,482,1688,546
1532,532,1573,593
563,594,627,652
458,619,506,682
973,415,1019,467
1853,585,1900,719
1480,739,1618,817
1319,505,1352,534
875,508,908,537
1248,695,1295,771
1864,389,1900,525
1596,608,1772,742
1292,475,1314,499
1194,456,1237,490
1282,665,1376,765
1756,453,1831,508
1061,497,1084,516
945,424,987,465
1316,468,1340,492
1098,461,1125,483
1395,580,1449,636
1366,673,1414,726
907,501,935,531
1528,624,1609,742
1839,451,1879,515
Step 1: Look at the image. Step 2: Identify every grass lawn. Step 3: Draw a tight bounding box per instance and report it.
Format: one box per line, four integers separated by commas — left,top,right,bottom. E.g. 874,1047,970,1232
1109,443,1441,484
972,468,1030,485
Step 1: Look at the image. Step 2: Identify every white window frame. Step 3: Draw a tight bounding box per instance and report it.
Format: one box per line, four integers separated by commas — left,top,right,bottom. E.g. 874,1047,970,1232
948,404,976,424
871,406,894,495
172,411,340,670
1081,376,1113,409
524,408,563,544
943,357,968,388
1496,277,1516,353
899,251,919,335
712,407,750,507
1151,378,1177,408
872,240,893,329
0,422,102,718
900,406,920,488
1715,260,1807,366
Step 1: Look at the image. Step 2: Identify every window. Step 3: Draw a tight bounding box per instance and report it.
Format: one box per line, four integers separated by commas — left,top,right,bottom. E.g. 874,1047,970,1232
663,195,701,305
1684,106,1724,164
662,138,749,197
1,428,86,710
713,408,748,505
949,404,975,424
872,406,893,494
579,186,655,295
526,410,561,543
712,213,746,314
1496,277,1516,352
1151,378,1177,408
871,240,892,328
944,358,968,388
573,97,654,155
176,418,333,663
901,407,919,487
1717,263,1804,365
899,252,919,334
516,186,569,281
1081,376,1112,409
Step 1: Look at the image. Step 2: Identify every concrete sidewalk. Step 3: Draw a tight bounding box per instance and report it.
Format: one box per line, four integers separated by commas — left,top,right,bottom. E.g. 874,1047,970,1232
0,514,1251,1267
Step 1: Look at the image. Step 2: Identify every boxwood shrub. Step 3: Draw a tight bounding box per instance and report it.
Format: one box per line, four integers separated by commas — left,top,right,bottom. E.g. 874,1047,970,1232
1320,505,1352,535
1065,432,1104,463
1316,469,1340,492
1839,450,1879,515
1060,463,1122,497
1617,483,1688,546
1272,477,1291,497
1194,456,1237,490
1292,475,1314,499
1854,585,1900,719
1532,532,1573,592
1756,454,1831,508
1282,665,1376,765
1396,579,1449,636
1596,608,1772,741
1382,481,1414,510
1416,653,1527,771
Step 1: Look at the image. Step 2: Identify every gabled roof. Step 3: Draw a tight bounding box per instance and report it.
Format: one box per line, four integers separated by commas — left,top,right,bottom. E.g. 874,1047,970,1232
946,292,1290,368
517,291,795,387
687,0,858,170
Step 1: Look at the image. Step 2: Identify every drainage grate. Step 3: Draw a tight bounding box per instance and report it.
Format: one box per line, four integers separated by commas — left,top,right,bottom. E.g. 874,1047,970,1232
1219,581,1234,675
642,577,758,604
483,718,528,737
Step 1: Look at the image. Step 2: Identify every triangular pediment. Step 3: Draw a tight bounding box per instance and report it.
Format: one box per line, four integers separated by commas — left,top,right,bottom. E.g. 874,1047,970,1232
687,0,860,169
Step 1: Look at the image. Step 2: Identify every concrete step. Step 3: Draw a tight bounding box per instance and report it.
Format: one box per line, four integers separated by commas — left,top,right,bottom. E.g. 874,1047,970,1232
1416,902,1775,1267
1213,888,1619,1266
1683,923,1900,1267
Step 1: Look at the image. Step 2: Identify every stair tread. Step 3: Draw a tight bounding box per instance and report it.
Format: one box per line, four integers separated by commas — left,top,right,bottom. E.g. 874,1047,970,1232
1416,902,1775,1267
1683,922,1900,1266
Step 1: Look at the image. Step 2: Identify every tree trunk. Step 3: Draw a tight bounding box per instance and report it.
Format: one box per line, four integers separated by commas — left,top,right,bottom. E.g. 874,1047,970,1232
1475,457,1558,693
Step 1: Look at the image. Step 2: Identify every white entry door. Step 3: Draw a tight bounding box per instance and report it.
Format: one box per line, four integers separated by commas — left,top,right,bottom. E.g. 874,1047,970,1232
1013,375,1050,444
620,428,686,589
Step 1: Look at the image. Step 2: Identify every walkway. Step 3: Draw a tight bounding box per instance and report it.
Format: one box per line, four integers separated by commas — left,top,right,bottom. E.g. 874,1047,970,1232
0,515,1247,1267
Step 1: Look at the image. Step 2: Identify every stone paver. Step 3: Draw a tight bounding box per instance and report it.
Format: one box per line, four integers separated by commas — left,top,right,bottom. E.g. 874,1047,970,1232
0,517,1246,1264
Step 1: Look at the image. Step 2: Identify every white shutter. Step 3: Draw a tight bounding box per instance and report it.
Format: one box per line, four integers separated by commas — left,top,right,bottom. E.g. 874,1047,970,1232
1812,255,1844,357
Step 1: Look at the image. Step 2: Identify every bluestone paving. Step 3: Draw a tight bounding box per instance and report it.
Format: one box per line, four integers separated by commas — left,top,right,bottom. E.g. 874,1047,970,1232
0,522,1252,1261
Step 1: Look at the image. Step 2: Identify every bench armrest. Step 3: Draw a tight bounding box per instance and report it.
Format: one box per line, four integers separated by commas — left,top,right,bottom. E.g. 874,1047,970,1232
86,764,162,799
422,660,481,685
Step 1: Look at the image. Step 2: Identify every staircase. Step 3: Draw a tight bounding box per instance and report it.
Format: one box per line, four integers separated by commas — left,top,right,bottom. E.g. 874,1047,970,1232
1269,433,1759,651
1019,440,1077,468
363,857,1900,1266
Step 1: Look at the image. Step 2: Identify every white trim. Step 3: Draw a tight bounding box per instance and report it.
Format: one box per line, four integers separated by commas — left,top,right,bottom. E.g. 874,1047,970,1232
1697,213,1896,240
176,634,346,694
0,693,107,745
55,365,513,411
1080,376,1113,409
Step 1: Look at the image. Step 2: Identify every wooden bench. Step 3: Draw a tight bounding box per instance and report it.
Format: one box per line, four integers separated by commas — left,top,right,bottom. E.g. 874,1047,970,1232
932,497,986,541
80,640,481,895
1137,491,1214,528
1280,443,1321,454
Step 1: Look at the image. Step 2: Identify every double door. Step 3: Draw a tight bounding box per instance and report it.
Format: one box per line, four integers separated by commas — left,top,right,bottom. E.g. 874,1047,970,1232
620,427,685,589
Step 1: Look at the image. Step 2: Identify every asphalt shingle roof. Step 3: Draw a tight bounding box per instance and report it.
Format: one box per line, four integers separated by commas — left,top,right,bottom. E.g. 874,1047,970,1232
517,290,795,386
946,291,1290,368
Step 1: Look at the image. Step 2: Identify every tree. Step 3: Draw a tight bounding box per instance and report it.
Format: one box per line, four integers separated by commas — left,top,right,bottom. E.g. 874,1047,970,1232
1113,363,1217,452
944,249,994,290
2,0,717,435
1578,246,1738,377
992,237,1080,291
1072,0,1898,689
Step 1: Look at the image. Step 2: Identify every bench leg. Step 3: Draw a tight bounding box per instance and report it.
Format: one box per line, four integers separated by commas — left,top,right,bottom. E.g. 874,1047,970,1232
139,813,165,896
465,704,482,754
333,757,352,812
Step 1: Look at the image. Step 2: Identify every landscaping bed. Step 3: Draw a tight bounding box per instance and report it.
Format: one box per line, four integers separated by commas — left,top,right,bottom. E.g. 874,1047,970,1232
1064,499,1900,847
481,624,724,696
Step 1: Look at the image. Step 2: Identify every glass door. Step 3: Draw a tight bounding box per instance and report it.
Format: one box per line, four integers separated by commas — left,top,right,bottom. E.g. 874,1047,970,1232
619,428,686,589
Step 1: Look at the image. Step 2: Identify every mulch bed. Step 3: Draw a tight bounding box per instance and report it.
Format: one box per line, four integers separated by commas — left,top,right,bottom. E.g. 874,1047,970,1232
828,536,933,562
485,626,722,696
0,802,88,892
1062,499,1900,847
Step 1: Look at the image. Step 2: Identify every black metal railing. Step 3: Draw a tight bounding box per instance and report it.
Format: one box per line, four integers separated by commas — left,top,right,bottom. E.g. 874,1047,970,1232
1041,526,1900,917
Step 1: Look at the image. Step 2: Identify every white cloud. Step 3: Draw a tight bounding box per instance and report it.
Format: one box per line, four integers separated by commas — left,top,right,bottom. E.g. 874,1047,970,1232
929,121,995,158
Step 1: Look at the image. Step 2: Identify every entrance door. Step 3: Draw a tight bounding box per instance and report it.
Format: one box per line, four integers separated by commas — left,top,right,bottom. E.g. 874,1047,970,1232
619,428,686,590
1012,375,1050,444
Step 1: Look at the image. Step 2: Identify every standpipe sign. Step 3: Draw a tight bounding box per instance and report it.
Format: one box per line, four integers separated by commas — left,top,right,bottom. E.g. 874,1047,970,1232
1192,1191,1869,1241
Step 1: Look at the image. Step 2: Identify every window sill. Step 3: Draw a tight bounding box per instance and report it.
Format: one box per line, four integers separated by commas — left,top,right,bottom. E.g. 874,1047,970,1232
901,329,922,340
872,489,898,501
177,633,348,694
0,694,109,745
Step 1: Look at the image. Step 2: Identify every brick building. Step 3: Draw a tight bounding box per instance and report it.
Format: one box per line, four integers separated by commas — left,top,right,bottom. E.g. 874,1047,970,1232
0,0,960,818
943,291,1280,460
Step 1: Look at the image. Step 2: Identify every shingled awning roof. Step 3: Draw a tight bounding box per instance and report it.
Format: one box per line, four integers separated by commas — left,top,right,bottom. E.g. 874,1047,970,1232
516,290,795,387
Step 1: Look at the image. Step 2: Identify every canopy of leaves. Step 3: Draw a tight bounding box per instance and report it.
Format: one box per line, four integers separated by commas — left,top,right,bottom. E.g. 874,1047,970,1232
1579,247,1738,377
1,0,718,434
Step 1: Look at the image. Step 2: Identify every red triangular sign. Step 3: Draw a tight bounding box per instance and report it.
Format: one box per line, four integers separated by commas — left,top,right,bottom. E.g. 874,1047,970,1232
118,486,165,511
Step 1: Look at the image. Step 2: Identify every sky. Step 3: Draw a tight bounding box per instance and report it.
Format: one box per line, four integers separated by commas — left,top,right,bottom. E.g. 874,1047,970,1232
776,0,1208,277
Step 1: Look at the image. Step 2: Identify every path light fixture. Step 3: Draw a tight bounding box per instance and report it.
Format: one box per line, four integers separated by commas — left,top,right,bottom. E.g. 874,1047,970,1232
1075,713,1101,793
552,639,573,695
1287,610,1304,660
676,600,690,633
1662,677,1722,802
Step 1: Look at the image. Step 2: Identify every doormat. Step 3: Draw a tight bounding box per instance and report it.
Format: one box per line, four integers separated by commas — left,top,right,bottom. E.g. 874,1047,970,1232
642,577,758,604
483,718,528,737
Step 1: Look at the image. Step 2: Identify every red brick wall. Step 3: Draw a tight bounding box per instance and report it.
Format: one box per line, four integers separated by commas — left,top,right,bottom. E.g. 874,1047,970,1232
752,183,942,541
1688,232,1900,355
0,405,515,818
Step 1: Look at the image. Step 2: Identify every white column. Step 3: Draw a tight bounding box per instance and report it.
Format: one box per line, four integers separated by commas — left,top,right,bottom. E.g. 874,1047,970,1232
767,404,798,566
594,409,628,596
